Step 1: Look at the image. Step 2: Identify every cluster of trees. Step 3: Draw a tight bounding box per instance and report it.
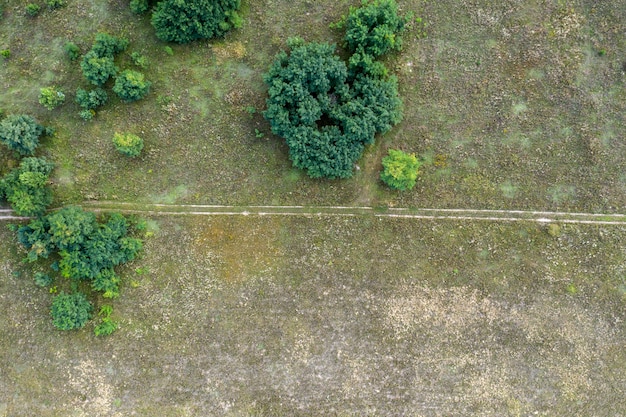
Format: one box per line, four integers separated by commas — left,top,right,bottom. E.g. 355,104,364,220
0,114,54,216
78,33,150,119
263,0,408,179
130,0,242,44
16,206,144,331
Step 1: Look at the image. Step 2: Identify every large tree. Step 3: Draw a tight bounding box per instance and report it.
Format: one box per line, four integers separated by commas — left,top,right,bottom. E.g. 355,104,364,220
151,0,242,43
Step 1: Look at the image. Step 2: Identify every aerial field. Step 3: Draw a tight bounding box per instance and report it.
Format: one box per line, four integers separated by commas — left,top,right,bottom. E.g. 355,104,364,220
0,0,625,415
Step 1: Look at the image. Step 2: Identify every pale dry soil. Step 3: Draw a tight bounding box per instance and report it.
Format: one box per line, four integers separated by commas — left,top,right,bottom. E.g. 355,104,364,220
1,216,625,416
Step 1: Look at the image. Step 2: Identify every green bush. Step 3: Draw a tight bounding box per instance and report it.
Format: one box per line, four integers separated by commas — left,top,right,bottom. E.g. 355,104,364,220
64,41,80,61
380,149,420,190
75,87,108,110
0,157,54,216
151,0,242,43
1,49,10,59
80,51,118,86
130,51,149,68
39,86,66,110
130,0,150,14
0,114,44,156
112,70,151,102
34,272,53,287
263,37,401,179
339,0,408,59
113,132,144,157
25,3,41,16
46,0,65,10
51,292,93,330
91,33,129,58
78,109,95,121
94,305,117,336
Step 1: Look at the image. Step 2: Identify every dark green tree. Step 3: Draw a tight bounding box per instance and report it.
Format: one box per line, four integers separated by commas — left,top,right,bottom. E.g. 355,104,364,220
0,114,44,156
338,0,408,59
151,0,242,43
51,292,93,330
91,33,129,58
263,37,402,179
0,157,54,216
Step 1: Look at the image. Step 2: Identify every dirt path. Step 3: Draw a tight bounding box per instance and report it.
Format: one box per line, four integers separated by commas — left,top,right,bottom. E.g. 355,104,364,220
2,203,626,225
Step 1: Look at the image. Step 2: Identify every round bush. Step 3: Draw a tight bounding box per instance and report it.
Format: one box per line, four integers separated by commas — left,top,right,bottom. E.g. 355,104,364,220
39,86,66,110
112,70,151,102
0,114,44,156
113,132,144,157
380,149,420,191
51,292,93,330
80,51,117,86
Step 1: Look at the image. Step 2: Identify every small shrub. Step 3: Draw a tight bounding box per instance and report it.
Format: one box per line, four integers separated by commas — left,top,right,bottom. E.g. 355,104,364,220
380,149,420,191
39,86,66,110
34,272,53,287
80,51,117,86
46,0,65,9
0,114,44,156
130,0,149,15
78,109,95,120
64,42,80,61
1,49,10,59
51,292,93,330
25,3,41,16
163,46,174,56
94,318,117,336
130,51,148,68
112,70,151,102
113,132,143,157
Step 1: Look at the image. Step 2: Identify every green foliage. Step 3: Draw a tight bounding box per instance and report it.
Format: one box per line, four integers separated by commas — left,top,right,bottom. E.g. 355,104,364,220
39,86,66,110
113,132,144,157
91,33,129,58
64,41,80,61
51,292,93,330
130,0,150,14
339,0,408,58
0,157,54,217
79,109,95,120
1,49,10,59
112,70,151,102
130,51,149,68
151,0,242,43
34,272,53,287
263,36,402,179
94,305,117,336
17,207,143,299
25,3,41,16
46,0,65,10
80,51,118,86
0,114,44,156
75,88,108,110
380,149,420,190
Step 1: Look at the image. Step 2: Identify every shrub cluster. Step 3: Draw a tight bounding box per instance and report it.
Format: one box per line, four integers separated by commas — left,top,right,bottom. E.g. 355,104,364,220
263,0,407,179
51,292,93,330
80,33,128,87
150,0,242,43
75,87,108,120
18,206,143,299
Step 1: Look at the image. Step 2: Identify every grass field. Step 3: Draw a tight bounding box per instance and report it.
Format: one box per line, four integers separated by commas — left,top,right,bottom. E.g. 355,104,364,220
1,0,626,415
1,216,626,415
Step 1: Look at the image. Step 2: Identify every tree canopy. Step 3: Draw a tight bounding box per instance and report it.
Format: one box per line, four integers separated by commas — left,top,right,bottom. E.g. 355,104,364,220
0,157,53,216
151,0,242,43
263,0,407,179
0,114,44,156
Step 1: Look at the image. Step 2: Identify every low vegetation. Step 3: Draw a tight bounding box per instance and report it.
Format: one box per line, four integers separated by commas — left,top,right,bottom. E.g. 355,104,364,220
380,148,420,190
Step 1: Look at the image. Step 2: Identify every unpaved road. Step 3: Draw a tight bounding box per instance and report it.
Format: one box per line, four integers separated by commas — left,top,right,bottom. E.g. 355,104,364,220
2,203,626,225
